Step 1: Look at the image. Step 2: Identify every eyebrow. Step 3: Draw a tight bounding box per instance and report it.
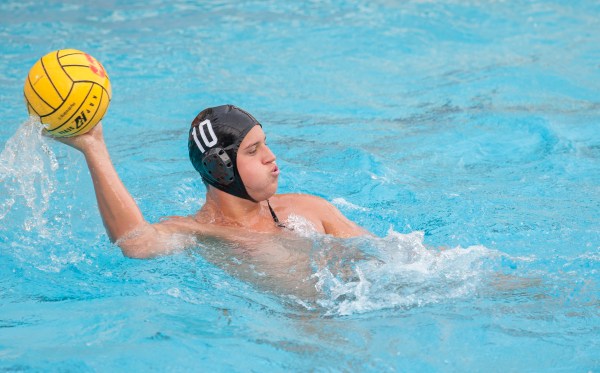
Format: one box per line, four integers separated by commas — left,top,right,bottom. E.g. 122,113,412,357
243,136,267,150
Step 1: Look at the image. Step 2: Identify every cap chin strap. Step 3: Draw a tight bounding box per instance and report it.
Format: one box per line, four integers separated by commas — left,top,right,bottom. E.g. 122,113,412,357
203,178,257,202
267,199,286,228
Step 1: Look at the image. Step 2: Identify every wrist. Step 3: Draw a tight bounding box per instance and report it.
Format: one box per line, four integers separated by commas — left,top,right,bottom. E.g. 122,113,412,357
81,138,109,159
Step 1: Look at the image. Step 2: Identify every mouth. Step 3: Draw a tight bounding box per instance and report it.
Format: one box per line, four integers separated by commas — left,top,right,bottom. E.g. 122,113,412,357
271,164,280,176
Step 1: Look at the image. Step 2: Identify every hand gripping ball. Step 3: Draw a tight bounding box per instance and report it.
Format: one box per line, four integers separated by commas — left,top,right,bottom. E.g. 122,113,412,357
24,49,112,137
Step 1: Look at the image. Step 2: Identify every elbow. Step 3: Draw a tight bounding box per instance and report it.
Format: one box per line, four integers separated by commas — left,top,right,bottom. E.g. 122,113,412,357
113,223,157,259
118,242,156,259
120,248,150,259
122,250,150,259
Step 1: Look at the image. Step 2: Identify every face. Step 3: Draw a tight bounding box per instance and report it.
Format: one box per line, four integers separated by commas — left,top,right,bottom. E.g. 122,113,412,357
236,125,279,201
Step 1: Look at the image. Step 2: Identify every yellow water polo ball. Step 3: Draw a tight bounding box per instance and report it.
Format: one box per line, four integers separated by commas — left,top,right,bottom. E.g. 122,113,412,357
24,49,112,137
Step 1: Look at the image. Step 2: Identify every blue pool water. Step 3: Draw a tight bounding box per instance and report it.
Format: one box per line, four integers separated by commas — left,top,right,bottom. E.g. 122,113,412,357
1,0,599,371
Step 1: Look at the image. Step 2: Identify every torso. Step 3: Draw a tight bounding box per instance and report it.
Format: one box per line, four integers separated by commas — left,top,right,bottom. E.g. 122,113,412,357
159,194,322,298
153,193,364,299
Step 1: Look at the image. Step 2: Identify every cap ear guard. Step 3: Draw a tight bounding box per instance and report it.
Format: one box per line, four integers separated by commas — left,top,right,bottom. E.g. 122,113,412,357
201,147,235,185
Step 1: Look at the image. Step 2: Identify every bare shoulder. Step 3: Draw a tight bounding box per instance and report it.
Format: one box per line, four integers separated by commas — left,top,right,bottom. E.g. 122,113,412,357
156,215,204,233
270,193,369,238
271,193,330,206
270,193,336,216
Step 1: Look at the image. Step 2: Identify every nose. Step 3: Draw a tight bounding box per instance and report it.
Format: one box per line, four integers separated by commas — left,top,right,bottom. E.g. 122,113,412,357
263,144,276,164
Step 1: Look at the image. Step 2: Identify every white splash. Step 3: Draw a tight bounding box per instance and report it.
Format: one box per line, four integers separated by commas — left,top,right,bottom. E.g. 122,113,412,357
285,213,320,237
313,230,500,315
35,251,91,273
0,116,58,234
331,197,369,211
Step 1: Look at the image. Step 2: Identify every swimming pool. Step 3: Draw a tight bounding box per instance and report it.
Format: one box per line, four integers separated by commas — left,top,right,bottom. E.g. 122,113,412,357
1,0,599,371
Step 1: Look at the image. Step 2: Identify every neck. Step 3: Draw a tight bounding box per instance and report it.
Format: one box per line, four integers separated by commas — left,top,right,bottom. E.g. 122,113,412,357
202,187,269,228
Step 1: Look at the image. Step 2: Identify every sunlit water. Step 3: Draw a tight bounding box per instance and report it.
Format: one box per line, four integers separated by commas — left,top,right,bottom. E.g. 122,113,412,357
1,1,599,371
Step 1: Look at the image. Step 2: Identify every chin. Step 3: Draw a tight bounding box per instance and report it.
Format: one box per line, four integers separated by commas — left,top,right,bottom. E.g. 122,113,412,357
249,183,278,202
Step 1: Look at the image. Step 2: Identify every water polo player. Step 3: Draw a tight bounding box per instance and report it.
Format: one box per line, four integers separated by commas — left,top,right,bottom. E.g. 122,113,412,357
53,104,369,258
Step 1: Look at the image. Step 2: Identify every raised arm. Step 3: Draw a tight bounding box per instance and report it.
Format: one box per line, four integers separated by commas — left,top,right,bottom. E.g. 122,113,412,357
48,123,190,258
51,125,247,258
53,123,146,242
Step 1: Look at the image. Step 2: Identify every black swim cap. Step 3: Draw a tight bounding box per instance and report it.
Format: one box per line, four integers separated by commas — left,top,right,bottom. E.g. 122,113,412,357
188,105,261,201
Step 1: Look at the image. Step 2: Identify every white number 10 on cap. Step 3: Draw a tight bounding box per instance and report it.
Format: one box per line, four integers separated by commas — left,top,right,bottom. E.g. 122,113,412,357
192,119,218,152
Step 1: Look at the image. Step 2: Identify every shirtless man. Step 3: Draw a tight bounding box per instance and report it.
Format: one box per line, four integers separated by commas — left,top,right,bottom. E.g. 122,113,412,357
56,105,369,264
